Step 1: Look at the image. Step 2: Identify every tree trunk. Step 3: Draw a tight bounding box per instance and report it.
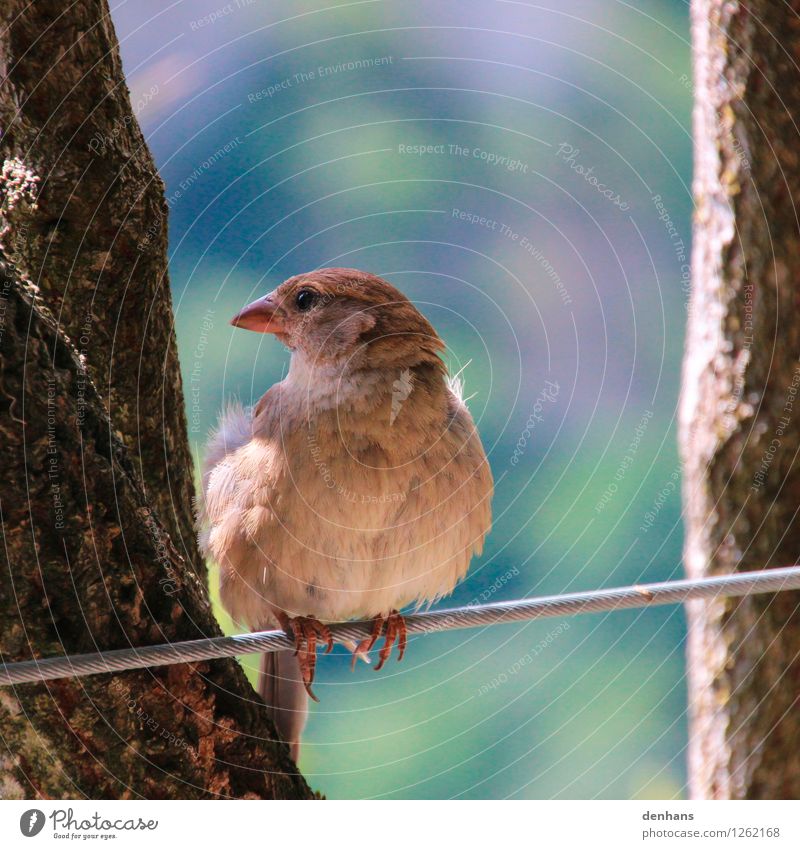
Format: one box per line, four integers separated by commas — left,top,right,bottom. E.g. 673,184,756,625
681,0,800,799
0,0,201,575
0,2,313,799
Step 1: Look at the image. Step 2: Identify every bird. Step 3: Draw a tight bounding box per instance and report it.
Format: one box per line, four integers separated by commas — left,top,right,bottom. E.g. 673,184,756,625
196,268,493,760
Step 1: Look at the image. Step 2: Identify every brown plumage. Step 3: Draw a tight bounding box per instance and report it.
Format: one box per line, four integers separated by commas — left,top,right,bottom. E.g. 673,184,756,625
197,268,493,759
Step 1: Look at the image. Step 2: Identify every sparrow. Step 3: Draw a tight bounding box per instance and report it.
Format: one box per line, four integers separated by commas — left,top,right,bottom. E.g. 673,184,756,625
197,268,492,759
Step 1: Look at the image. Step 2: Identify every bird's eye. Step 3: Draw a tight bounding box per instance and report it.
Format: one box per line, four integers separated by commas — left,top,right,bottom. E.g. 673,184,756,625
295,289,317,311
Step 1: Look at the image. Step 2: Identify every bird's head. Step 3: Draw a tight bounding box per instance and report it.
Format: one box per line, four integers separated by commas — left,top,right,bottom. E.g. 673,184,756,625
230,268,445,372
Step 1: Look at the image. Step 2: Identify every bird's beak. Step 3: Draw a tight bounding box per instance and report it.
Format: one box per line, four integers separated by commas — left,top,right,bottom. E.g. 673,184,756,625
230,294,285,334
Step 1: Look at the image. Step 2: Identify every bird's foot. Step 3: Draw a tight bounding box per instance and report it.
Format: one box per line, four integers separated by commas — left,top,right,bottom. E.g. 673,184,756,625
376,610,407,671
350,610,407,672
280,615,333,701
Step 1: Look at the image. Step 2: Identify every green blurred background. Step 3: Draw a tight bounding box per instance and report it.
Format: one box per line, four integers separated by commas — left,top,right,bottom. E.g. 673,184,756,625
111,0,692,798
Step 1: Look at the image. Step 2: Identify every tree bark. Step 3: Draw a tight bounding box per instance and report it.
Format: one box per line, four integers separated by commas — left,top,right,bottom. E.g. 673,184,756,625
0,272,312,798
0,0,201,576
681,0,800,799
0,2,314,798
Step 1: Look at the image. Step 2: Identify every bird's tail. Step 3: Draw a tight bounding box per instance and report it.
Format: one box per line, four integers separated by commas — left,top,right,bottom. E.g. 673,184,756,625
258,650,308,762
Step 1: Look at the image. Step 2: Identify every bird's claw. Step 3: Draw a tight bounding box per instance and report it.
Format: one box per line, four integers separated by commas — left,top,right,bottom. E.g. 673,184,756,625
286,616,333,701
351,616,383,671
350,610,407,672
377,610,407,670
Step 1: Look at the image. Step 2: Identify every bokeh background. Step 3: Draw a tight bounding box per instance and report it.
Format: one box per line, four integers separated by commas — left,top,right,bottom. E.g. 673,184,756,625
110,0,692,799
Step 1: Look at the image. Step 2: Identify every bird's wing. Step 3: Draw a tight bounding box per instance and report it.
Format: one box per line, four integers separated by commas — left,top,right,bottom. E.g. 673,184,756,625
445,387,494,559
383,387,493,611
195,400,254,535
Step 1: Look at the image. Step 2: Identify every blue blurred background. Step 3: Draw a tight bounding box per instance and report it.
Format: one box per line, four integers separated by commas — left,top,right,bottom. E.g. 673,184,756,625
111,0,692,799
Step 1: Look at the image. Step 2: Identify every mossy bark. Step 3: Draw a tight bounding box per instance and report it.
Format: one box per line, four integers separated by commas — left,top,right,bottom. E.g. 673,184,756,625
681,0,800,799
